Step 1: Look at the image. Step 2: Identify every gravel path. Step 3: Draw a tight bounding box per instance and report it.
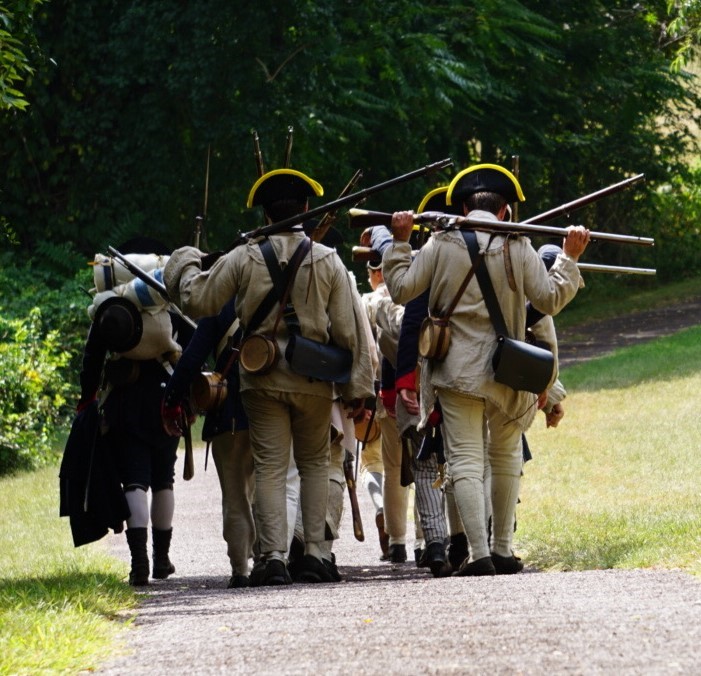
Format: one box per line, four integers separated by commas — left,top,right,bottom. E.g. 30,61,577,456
99,451,701,675
98,300,701,675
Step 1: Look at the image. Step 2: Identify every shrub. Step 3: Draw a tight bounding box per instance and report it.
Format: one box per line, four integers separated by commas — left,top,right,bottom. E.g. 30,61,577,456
0,308,73,473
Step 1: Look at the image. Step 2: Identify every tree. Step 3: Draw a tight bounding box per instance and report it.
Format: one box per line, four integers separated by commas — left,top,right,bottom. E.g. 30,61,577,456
0,0,698,278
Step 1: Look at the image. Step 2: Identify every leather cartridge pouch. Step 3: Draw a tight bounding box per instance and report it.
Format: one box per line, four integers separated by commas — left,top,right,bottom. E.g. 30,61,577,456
492,336,554,394
239,333,280,376
418,315,451,361
284,333,352,384
191,371,228,414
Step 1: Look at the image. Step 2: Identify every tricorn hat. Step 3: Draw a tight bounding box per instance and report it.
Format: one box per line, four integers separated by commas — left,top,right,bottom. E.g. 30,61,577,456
446,164,525,206
93,296,143,353
247,169,324,208
416,186,465,216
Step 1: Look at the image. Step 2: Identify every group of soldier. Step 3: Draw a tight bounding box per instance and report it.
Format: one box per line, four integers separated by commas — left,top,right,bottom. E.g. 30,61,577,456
75,158,591,588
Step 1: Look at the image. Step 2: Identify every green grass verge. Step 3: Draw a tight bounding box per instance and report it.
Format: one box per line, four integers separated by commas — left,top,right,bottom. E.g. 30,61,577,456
0,466,137,675
517,326,701,576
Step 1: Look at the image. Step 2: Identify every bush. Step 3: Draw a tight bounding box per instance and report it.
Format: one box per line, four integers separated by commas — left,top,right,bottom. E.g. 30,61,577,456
0,249,92,474
0,309,73,473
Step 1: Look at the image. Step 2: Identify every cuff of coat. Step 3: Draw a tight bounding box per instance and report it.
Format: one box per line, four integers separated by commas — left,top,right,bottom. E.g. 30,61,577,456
395,371,417,392
163,246,203,303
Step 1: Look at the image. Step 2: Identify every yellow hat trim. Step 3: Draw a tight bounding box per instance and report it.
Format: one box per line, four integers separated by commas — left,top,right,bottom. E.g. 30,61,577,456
246,168,324,208
416,186,449,213
446,163,525,205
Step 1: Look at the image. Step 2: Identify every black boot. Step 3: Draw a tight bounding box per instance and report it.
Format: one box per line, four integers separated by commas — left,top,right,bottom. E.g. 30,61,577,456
447,533,469,571
152,527,176,579
125,528,150,586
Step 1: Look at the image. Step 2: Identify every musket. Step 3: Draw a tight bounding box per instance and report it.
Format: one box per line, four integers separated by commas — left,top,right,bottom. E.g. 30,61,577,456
199,158,453,269
193,145,211,250
344,450,364,542
252,129,265,178
311,168,363,244
283,125,294,168
350,244,656,275
348,209,654,246
106,246,197,329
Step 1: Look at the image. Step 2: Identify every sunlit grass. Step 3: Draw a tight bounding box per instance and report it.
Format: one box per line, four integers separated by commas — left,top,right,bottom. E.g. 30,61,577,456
517,327,701,576
0,466,137,674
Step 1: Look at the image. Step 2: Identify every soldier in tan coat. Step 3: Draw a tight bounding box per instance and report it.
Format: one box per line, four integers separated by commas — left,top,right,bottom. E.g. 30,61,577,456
378,164,590,576
165,169,375,586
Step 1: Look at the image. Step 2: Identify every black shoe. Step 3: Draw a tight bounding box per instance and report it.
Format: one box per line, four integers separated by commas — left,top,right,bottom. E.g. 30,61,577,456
447,533,468,571
227,574,250,589
491,552,524,575
151,527,175,580
415,547,427,568
388,544,407,563
249,559,292,587
287,536,305,581
323,555,342,582
298,554,334,583
455,556,496,577
422,541,452,578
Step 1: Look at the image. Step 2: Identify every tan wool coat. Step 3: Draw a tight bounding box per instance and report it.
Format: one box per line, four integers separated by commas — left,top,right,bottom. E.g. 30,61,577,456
165,232,375,403
382,210,581,431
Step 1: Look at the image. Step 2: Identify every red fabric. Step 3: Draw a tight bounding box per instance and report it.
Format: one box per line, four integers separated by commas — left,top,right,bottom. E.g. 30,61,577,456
379,388,396,412
395,371,417,392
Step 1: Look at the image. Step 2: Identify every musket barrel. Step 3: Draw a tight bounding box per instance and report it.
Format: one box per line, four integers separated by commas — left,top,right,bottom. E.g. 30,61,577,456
577,262,656,275
523,173,645,224
283,125,294,168
449,216,655,246
107,246,198,328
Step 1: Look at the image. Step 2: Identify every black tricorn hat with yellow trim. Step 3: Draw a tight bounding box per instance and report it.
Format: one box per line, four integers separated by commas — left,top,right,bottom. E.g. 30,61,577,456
247,169,324,208
446,164,525,206
417,186,463,215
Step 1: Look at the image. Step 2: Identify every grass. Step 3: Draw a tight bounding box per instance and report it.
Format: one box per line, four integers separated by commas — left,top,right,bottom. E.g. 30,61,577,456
0,465,137,675
516,325,701,576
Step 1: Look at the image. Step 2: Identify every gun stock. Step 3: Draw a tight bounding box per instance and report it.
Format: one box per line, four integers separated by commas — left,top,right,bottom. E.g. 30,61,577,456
344,451,364,542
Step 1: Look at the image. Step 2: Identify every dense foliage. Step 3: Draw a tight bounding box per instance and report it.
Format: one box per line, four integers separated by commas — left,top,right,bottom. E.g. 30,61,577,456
0,253,89,473
0,1,699,269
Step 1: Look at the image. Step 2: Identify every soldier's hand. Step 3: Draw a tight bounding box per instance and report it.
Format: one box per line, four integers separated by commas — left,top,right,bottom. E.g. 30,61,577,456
161,401,185,437
360,227,373,248
562,225,591,261
345,399,366,421
398,388,420,416
391,211,414,242
546,402,565,428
